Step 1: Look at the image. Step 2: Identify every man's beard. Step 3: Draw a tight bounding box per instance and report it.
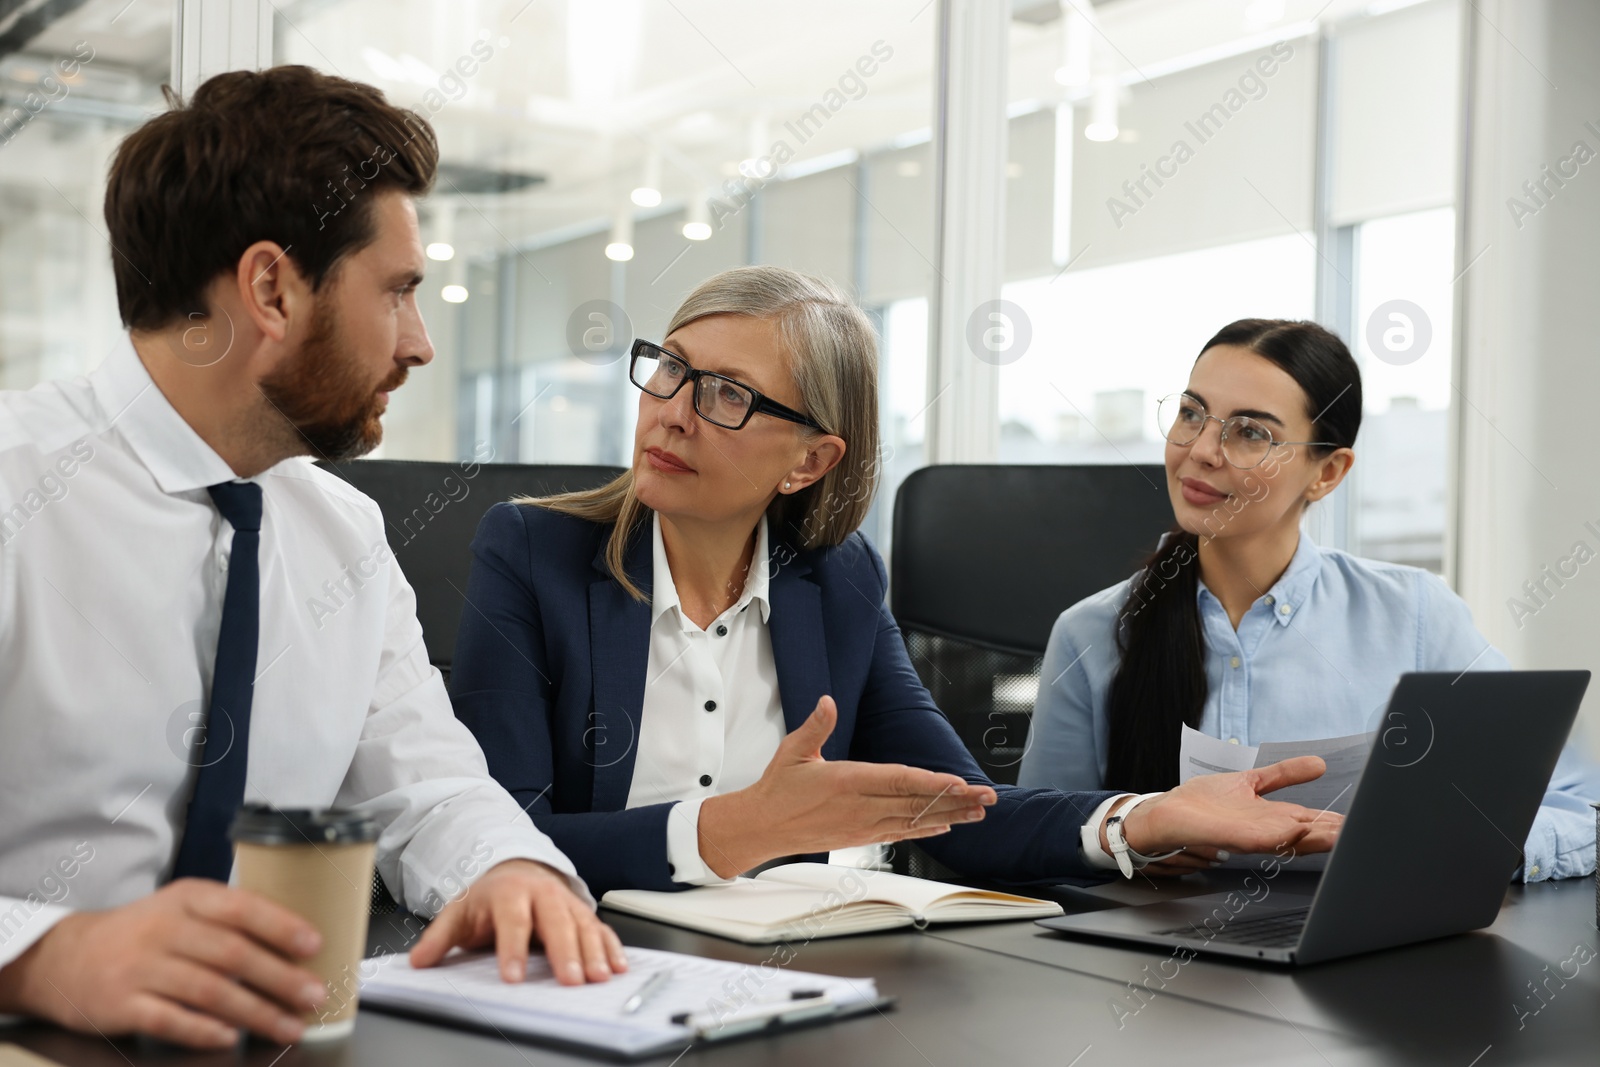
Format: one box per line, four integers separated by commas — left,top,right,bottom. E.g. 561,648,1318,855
259,300,406,462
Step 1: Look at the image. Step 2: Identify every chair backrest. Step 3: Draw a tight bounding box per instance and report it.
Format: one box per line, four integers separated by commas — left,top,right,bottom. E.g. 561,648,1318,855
316,459,624,679
319,459,623,917
887,464,1171,881
889,464,1172,787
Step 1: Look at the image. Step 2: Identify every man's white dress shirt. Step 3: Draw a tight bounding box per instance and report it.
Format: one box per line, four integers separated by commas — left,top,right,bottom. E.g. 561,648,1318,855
621,516,1134,884
0,338,587,971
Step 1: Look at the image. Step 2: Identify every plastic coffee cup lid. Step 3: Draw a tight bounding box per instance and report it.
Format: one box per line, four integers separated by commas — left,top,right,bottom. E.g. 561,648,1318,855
229,804,380,846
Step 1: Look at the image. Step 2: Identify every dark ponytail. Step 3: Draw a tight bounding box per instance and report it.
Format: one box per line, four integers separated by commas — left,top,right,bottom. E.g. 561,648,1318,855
1101,319,1363,793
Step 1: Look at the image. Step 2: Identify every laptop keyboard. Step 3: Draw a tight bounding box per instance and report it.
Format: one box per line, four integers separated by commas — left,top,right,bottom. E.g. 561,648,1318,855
1153,906,1310,948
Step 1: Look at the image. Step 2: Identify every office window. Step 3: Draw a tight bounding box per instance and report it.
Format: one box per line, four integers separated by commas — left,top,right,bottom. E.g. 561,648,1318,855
1000,0,1462,570
275,0,939,551
0,1,173,389
872,295,929,560
996,234,1316,466
1348,207,1455,573
1001,6,1324,508
0,0,1465,579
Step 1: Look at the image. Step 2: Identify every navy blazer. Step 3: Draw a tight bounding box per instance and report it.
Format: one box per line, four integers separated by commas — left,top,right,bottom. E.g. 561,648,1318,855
450,501,1118,897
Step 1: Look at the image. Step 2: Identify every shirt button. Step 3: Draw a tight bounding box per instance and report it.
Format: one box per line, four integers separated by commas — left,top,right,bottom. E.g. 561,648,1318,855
699,774,713,787
1529,864,1541,877
1279,604,1292,616
1229,656,1241,669
1264,594,1275,605
1228,738,1241,745
704,700,717,712
715,624,728,637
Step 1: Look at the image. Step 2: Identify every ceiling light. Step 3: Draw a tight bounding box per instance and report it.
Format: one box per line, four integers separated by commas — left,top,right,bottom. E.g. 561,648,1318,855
682,195,712,241
1084,81,1119,142
739,116,772,179
428,205,455,264
606,209,635,261
631,151,663,207
1054,4,1092,88
1244,0,1286,31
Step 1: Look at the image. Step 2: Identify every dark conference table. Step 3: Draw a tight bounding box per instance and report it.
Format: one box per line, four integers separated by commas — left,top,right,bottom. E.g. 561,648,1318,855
5,874,1596,1066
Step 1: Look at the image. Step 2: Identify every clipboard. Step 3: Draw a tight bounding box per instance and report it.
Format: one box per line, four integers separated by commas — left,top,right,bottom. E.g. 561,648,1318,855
358,947,893,1061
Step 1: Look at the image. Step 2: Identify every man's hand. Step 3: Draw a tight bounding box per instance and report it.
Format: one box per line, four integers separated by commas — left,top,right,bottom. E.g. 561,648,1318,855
697,696,997,878
408,859,627,986
1117,756,1345,863
0,879,328,1049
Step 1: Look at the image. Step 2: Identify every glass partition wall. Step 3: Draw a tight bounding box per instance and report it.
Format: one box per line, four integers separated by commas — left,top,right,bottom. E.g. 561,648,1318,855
0,0,174,390
1,0,1464,572
997,0,1462,570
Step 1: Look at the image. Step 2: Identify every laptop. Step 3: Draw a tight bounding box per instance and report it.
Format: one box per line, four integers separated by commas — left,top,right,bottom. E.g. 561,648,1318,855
1036,671,1591,965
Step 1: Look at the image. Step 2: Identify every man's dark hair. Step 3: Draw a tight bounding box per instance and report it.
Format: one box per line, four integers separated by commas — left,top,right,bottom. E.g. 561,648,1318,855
105,65,438,331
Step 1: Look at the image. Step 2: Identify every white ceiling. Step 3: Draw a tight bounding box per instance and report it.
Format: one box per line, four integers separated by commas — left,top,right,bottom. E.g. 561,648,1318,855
12,0,1425,259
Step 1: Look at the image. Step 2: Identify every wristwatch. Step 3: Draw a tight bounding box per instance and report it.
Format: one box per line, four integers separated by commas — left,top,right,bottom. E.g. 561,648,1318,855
1104,797,1182,879
1104,813,1140,878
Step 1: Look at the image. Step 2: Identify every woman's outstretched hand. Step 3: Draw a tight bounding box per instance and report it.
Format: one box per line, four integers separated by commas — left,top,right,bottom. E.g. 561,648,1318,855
1117,756,1344,867
696,696,998,878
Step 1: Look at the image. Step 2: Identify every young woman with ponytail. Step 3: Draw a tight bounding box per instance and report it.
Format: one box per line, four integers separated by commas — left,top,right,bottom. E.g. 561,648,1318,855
1019,319,1600,881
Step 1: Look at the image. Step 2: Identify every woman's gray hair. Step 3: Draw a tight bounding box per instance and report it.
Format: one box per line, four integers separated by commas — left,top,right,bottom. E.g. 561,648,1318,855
529,265,884,601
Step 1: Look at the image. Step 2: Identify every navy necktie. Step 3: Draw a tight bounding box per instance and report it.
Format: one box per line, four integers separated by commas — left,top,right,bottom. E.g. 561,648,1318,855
171,481,263,882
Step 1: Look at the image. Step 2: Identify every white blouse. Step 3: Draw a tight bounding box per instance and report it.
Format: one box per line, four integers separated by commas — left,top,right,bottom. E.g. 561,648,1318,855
624,514,788,884
623,514,1129,883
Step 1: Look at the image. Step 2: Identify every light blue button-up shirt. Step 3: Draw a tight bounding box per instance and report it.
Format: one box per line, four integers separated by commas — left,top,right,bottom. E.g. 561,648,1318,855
1018,533,1600,882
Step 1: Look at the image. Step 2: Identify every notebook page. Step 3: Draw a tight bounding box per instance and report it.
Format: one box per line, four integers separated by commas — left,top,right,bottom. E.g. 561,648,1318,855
610,879,913,925
758,863,1050,915
360,946,877,1056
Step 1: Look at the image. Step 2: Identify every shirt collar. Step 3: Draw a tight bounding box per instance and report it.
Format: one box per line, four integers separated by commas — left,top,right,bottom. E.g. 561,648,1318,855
89,335,238,496
1197,530,1324,627
650,512,773,631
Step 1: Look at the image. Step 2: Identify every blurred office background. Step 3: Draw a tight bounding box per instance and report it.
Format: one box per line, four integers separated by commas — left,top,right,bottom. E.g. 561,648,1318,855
3,0,1596,736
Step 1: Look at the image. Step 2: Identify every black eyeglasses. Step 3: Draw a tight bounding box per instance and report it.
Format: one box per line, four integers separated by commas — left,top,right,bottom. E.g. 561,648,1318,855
628,339,824,432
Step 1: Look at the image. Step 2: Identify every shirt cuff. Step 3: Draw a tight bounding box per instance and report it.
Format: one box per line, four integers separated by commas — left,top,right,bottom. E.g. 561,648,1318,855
1079,793,1164,872
665,800,738,887
0,900,73,972
470,844,596,910
419,821,596,914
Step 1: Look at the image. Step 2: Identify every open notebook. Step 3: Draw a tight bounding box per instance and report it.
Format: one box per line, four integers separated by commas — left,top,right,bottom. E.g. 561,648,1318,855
600,862,1063,944
359,946,885,1060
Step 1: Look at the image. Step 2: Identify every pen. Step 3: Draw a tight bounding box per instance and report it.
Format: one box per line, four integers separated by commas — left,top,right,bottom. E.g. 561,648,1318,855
669,988,825,1024
620,969,673,1015
671,991,838,1038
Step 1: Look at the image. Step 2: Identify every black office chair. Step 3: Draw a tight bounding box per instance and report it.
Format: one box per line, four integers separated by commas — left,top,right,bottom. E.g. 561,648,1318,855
316,459,624,683
315,458,623,914
887,464,1173,879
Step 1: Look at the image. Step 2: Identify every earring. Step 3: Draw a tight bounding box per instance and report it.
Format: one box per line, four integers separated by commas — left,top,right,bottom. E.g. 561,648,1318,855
784,481,792,490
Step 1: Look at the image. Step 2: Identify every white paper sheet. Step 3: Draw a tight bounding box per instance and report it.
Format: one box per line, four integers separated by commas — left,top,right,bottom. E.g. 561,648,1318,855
1177,725,1373,871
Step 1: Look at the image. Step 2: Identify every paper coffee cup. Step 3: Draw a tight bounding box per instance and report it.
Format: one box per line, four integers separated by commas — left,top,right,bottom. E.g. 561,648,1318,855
231,806,380,1042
